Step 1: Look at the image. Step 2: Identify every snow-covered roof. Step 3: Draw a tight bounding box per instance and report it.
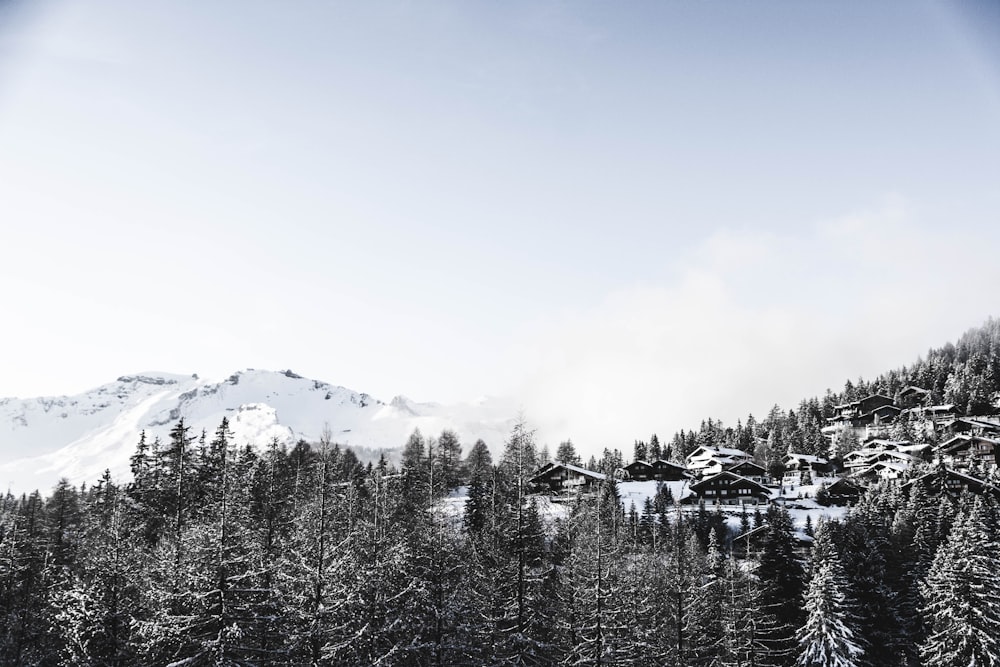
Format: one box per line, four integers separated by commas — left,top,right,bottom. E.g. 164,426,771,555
530,461,607,482
560,463,607,480
728,460,766,471
689,471,770,495
651,458,687,469
850,460,911,478
687,445,750,463
784,453,828,465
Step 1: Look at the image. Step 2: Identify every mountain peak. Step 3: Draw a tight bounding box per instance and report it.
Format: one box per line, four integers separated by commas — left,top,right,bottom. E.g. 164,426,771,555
0,369,514,494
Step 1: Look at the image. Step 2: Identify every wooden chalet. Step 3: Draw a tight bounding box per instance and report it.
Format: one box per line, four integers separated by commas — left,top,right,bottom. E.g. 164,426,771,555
727,460,768,484
782,453,832,481
824,393,899,441
899,466,1000,500
904,404,958,423
830,394,895,421
529,462,606,493
941,417,1000,438
850,460,912,485
685,471,771,505
897,385,932,408
844,445,924,475
938,434,1000,472
622,459,690,482
686,446,752,477
817,478,862,506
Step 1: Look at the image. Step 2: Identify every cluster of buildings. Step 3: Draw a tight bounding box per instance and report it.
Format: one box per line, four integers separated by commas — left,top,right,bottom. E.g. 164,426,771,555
528,445,845,507
528,387,1000,508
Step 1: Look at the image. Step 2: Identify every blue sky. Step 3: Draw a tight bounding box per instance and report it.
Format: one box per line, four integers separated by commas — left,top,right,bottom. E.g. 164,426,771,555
1,1,998,451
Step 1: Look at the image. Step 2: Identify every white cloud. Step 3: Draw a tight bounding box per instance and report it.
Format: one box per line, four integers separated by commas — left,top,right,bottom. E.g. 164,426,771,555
516,196,1000,457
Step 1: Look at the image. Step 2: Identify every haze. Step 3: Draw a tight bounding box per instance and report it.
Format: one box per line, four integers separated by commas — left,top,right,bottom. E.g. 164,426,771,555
2,1,999,453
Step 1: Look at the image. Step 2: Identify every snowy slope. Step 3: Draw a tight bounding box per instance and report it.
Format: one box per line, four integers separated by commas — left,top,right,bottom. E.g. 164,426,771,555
0,370,517,494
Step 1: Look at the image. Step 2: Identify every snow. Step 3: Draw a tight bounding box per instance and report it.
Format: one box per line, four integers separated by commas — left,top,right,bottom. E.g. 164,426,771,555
617,480,693,509
0,369,519,494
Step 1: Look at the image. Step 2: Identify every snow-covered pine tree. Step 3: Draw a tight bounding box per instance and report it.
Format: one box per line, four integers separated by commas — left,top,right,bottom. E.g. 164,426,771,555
755,504,804,666
919,495,1000,667
795,522,863,667
683,531,726,666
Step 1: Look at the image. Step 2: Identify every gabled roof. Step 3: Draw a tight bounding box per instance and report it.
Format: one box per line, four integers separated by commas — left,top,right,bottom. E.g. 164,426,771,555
865,439,912,449
784,453,828,465
843,449,874,462
900,467,1000,498
728,460,766,473
825,478,863,493
529,462,606,483
651,458,687,469
834,393,895,410
845,448,916,469
938,433,1000,454
687,446,750,463
850,461,910,477
689,471,771,495
561,463,607,479
861,405,902,418
946,417,1000,431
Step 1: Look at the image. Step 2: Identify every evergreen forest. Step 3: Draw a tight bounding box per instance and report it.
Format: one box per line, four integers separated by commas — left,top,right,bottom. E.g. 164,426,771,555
2,318,1000,666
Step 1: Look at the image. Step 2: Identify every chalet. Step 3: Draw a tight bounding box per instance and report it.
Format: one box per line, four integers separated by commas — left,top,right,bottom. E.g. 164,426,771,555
904,404,958,423
900,466,1000,500
782,453,833,483
529,462,606,493
727,460,768,485
686,471,771,505
686,446,752,477
843,442,928,475
622,459,690,482
817,478,862,506
830,394,895,421
823,393,898,441
940,417,1000,438
937,434,1000,472
898,385,932,408
866,439,932,458
850,460,912,485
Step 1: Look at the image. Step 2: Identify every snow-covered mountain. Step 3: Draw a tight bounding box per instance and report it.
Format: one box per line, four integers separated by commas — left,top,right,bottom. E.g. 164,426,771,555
0,370,517,495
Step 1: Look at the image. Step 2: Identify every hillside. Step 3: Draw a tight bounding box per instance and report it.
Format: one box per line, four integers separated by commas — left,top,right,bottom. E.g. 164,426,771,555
0,369,516,494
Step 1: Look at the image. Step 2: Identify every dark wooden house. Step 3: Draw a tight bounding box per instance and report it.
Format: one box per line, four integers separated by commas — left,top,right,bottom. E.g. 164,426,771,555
686,471,771,505
623,459,691,482
938,434,1000,472
899,466,1000,500
726,460,768,484
528,462,606,493
817,478,863,506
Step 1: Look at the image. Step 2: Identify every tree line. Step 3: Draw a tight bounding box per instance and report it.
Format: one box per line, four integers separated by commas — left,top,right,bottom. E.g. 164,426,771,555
633,318,1000,479
1,416,998,665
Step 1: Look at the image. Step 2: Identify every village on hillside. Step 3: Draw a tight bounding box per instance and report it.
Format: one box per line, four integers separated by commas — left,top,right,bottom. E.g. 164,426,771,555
524,386,1000,541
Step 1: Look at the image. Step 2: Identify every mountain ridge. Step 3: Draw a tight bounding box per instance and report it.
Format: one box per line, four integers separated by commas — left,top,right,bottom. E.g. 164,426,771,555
0,369,517,494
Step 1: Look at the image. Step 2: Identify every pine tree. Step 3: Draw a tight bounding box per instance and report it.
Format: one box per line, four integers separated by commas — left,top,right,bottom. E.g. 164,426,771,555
795,523,863,667
756,504,805,666
919,496,1000,666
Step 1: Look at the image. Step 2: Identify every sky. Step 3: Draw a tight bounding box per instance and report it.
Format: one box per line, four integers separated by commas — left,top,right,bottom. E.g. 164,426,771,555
1,0,999,453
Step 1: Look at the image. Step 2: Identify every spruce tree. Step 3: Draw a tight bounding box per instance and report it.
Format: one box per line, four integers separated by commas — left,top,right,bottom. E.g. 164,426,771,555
919,496,1000,666
795,523,863,667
